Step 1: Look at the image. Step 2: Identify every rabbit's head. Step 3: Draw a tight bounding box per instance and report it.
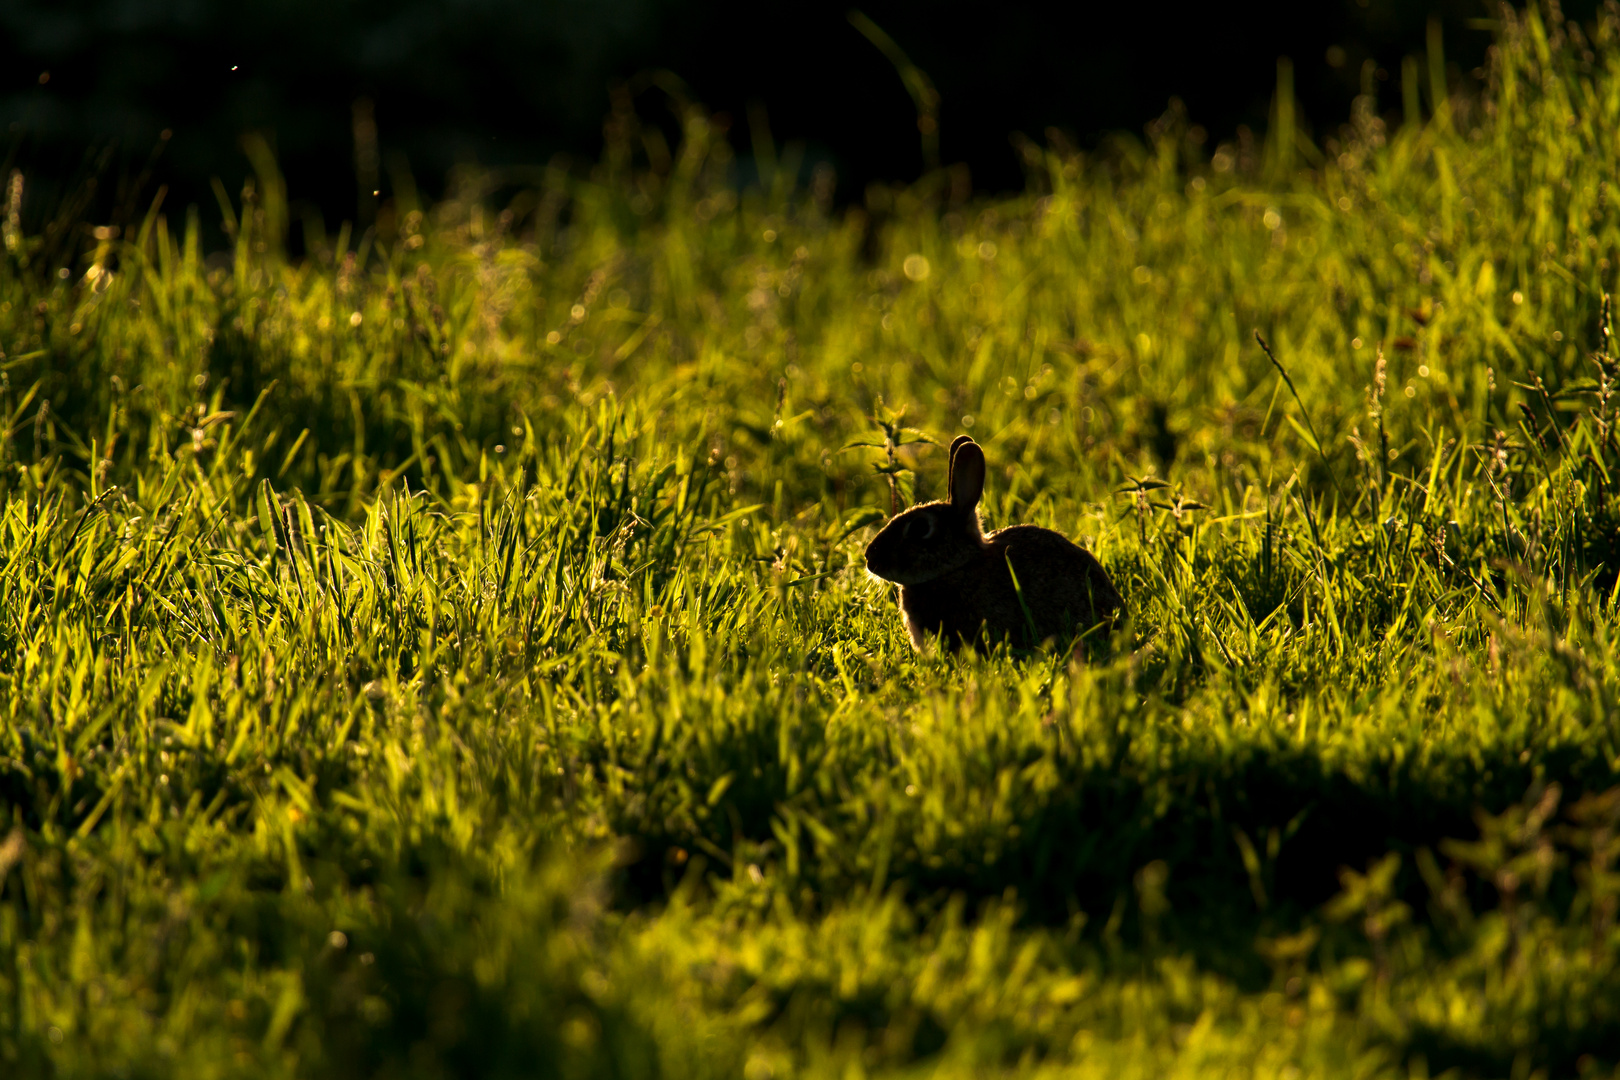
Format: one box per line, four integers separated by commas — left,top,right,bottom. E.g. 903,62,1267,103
864,436,989,585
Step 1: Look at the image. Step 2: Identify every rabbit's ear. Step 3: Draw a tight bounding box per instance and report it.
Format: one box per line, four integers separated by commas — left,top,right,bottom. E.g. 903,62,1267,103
949,440,985,510
947,435,974,495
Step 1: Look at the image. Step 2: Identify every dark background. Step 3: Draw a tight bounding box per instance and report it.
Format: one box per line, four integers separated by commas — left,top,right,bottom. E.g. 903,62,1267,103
0,0,1600,241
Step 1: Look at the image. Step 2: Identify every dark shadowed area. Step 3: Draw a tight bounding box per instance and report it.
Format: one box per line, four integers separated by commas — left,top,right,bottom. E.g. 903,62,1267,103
4,0,1601,243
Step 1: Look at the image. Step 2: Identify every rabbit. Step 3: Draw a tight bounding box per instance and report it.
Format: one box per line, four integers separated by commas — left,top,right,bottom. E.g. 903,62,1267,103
864,435,1122,652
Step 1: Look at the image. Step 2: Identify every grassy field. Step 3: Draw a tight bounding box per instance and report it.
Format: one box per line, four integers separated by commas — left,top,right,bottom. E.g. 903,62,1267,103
6,5,1620,1077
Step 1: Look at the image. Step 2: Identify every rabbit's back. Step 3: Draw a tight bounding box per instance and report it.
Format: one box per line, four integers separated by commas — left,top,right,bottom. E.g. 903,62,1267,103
990,526,1121,633
898,525,1119,650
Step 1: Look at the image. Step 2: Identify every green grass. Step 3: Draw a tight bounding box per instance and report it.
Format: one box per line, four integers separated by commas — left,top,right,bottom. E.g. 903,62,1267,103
6,5,1620,1076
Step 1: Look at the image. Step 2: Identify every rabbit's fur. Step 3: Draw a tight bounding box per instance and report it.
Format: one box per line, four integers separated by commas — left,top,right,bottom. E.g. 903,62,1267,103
864,436,1121,651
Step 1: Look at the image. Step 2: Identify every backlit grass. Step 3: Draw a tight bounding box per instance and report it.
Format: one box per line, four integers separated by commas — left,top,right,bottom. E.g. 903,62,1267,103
4,5,1620,1077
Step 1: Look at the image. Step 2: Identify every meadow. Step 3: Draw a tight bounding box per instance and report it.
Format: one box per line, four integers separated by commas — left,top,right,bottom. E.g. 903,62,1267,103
5,5,1620,1077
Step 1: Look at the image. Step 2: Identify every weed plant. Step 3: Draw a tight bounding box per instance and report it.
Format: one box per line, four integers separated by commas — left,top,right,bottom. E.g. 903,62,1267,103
5,5,1620,1077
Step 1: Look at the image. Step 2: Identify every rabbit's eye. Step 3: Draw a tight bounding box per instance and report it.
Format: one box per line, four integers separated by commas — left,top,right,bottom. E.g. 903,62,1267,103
904,515,936,541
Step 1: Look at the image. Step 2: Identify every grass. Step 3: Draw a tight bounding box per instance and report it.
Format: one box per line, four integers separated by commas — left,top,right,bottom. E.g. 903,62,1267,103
5,4,1620,1076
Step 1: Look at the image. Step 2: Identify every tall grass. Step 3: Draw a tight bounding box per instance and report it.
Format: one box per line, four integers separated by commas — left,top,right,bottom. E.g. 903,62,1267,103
4,4,1620,1076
